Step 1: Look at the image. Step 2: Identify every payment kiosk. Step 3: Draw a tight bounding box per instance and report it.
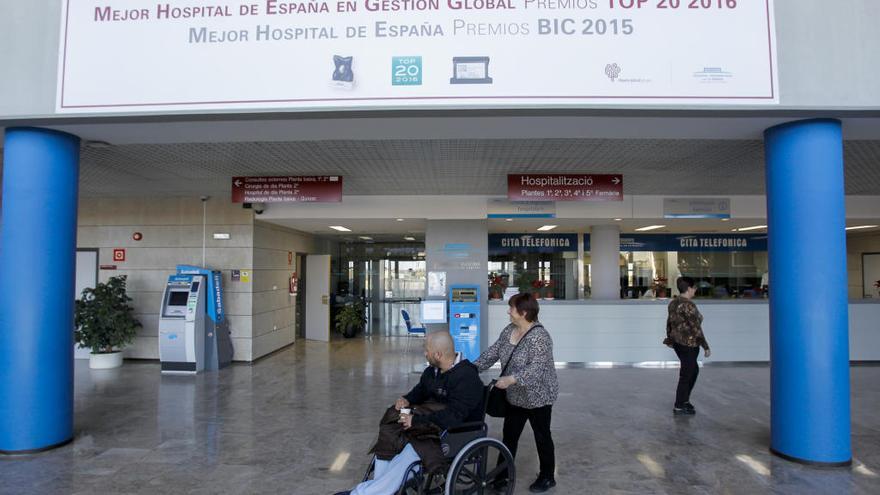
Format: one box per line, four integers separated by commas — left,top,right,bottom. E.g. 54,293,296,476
449,285,480,361
158,265,233,373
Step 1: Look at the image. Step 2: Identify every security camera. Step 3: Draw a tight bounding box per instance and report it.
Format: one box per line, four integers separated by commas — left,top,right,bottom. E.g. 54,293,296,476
252,202,266,215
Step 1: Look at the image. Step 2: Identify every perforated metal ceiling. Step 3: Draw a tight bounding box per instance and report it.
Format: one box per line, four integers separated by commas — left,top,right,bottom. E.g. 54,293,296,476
2,138,880,197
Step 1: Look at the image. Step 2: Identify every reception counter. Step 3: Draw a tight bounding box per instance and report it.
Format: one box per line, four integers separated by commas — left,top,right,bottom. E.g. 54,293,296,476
487,299,880,363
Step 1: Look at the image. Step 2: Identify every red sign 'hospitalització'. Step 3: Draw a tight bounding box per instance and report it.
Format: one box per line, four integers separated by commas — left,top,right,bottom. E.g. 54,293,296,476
508,174,623,202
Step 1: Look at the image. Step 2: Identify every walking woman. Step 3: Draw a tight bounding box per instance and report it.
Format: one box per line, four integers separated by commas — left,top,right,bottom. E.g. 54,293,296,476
475,292,558,493
664,276,711,415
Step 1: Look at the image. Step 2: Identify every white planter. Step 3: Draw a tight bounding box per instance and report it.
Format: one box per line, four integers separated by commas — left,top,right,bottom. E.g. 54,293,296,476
89,351,123,369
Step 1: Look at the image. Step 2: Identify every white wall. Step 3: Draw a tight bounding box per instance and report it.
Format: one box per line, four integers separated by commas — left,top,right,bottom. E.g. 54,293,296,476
77,201,329,362
847,231,880,299
251,220,324,360
487,300,880,363
78,198,255,360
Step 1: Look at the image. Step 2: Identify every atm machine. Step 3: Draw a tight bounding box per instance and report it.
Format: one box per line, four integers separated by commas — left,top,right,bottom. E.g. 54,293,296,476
449,285,480,361
158,265,233,373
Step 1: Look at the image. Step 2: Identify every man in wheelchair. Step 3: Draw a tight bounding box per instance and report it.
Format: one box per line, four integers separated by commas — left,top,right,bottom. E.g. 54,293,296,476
334,331,484,495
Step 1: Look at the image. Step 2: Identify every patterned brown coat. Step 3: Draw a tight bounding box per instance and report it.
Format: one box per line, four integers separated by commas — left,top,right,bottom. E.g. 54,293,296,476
664,297,710,350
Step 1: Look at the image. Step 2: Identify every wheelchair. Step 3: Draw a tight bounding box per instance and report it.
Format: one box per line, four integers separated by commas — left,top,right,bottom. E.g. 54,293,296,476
361,387,516,495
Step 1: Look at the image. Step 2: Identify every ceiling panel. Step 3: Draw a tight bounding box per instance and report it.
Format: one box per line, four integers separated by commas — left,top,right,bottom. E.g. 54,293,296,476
1,138,879,197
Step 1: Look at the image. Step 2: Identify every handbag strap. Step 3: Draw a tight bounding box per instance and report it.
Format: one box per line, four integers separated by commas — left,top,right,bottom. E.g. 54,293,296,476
499,324,542,377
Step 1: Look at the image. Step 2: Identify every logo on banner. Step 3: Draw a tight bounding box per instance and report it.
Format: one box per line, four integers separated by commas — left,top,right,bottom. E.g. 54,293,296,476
331,55,354,89
693,66,734,84
605,63,621,82
392,56,422,86
450,57,493,85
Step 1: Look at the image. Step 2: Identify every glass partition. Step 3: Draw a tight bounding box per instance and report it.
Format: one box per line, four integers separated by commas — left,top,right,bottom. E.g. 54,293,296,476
584,233,769,299
488,234,579,300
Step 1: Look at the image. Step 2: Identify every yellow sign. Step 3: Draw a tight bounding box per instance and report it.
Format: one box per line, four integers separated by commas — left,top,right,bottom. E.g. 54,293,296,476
240,270,251,283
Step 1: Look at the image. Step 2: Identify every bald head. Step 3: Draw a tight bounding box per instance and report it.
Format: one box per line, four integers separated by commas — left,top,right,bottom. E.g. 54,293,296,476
425,331,456,360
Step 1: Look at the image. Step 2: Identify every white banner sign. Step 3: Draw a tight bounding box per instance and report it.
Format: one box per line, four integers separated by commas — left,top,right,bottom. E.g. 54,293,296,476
57,0,777,113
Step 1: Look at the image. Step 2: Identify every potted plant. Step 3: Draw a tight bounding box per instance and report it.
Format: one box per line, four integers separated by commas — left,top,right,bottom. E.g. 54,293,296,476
542,280,556,300
531,279,546,299
74,275,142,369
515,270,538,296
488,273,505,300
652,277,669,298
335,300,366,338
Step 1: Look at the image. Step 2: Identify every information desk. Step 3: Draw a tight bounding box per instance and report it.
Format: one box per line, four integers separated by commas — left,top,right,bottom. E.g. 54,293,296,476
487,299,880,363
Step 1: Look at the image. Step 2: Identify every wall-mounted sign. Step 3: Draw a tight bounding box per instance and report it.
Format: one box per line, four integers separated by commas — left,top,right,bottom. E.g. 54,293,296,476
487,199,556,219
508,174,623,202
489,234,578,255
663,198,731,219
584,233,767,252
231,176,342,203
99,265,117,270
112,248,126,262
213,232,231,240
56,1,777,113
231,270,241,282
428,271,447,297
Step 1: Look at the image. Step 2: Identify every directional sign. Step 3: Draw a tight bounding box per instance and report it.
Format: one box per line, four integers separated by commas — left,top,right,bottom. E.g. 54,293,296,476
231,176,342,203
508,174,623,202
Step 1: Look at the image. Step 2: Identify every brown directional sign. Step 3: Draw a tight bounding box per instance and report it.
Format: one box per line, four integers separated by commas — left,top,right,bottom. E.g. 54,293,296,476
231,176,343,203
508,174,623,202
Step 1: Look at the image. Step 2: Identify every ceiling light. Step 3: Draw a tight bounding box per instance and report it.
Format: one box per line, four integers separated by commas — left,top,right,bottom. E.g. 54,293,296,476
537,225,557,231
721,218,730,222
846,225,879,231
404,236,416,241
735,225,767,232
396,218,404,222
635,225,666,232
358,236,373,240
613,218,622,222
329,226,351,232
505,218,513,222
84,140,112,149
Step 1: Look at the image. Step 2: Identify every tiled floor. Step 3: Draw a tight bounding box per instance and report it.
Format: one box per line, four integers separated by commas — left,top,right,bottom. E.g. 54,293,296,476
1,336,879,494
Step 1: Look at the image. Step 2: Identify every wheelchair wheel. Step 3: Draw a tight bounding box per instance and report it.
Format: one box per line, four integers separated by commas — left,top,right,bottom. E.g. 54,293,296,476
396,461,446,495
445,438,515,495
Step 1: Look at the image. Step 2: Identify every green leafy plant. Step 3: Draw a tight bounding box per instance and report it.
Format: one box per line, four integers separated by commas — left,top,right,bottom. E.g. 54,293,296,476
74,275,142,354
516,270,539,295
335,301,366,338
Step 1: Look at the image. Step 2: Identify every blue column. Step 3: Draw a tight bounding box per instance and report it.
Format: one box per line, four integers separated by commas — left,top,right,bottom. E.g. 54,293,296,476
0,128,80,453
764,119,851,466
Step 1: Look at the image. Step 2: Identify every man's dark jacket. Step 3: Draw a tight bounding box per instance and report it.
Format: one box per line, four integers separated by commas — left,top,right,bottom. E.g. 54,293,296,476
370,359,484,473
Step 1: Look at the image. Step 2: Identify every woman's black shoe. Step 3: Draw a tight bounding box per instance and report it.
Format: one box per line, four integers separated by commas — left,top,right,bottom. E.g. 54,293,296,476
528,476,556,493
673,406,695,415
684,402,696,412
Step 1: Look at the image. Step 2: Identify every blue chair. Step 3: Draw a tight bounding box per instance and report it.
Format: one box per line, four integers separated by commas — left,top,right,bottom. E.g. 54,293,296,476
401,309,426,352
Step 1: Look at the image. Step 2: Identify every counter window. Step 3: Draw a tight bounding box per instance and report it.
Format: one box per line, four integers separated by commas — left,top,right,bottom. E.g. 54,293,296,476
584,233,769,299
488,234,579,301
